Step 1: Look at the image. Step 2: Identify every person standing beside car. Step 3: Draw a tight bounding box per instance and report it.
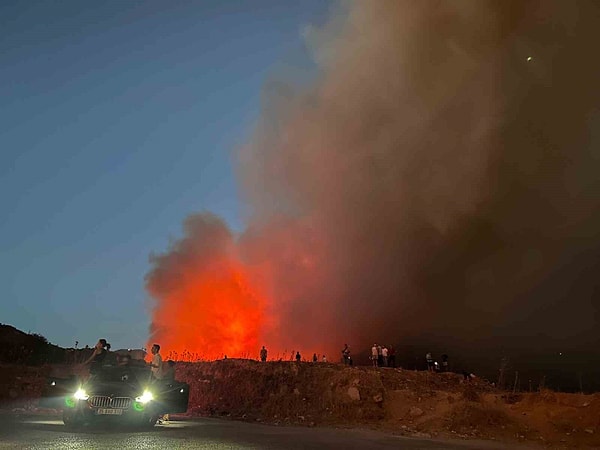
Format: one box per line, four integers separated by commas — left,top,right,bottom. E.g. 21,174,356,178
84,339,110,364
150,344,163,381
83,339,110,374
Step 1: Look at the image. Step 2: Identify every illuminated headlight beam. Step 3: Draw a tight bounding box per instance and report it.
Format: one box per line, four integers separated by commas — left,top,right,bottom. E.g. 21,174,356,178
135,390,154,404
73,388,89,400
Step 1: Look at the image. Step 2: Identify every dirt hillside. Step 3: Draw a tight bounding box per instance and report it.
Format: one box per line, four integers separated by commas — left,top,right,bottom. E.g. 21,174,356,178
2,360,599,449
173,359,600,449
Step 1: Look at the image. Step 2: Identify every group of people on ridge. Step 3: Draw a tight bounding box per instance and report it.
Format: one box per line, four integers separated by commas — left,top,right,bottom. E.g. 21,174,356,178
258,344,452,373
259,346,328,363
370,343,396,367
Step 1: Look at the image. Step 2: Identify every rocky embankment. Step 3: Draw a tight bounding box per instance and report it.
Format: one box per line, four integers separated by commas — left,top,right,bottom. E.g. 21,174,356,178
174,359,600,449
2,359,600,449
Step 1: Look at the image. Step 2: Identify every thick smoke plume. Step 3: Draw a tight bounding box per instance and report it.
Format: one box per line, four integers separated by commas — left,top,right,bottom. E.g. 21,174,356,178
147,1,600,363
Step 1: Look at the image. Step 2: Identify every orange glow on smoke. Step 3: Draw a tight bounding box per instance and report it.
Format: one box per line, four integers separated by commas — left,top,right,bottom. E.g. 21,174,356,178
147,257,268,361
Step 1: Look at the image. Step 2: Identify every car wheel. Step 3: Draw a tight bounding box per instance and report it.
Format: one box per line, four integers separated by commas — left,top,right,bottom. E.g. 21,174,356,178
63,410,84,428
138,413,159,428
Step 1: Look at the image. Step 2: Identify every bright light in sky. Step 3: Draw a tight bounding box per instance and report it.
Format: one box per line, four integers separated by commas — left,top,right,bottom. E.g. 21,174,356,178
0,0,331,349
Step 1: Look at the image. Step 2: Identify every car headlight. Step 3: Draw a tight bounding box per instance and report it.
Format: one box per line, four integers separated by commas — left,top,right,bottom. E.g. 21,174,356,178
135,390,153,404
73,388,89,400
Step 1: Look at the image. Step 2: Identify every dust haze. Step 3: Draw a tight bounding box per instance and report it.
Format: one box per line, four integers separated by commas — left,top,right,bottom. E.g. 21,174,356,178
147,1,600,361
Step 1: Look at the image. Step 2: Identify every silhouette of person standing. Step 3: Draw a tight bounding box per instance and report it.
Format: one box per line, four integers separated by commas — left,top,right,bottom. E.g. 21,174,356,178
260,346,268,362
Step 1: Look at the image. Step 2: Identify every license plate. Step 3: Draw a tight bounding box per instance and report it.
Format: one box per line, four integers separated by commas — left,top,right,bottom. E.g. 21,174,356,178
97,408,123,415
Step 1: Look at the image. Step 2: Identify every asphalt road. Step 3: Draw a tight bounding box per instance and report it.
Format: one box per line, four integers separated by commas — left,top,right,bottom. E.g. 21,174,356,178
0,415,527,450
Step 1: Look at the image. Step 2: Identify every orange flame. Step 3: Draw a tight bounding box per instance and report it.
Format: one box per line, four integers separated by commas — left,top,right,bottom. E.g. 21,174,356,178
148,258,266,360
146,215,270,361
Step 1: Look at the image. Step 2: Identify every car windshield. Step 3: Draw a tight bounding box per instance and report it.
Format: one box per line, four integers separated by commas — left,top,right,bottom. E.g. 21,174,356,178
92,364,151,384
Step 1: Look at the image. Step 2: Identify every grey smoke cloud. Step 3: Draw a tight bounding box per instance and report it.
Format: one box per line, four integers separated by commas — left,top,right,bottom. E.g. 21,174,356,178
147,1,600,364
236,0,600,353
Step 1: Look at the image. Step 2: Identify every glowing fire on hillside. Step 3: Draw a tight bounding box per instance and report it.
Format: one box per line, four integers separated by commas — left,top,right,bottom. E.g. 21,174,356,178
146,215,270,361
